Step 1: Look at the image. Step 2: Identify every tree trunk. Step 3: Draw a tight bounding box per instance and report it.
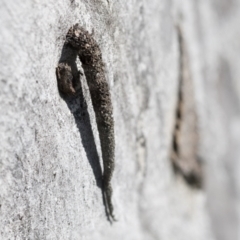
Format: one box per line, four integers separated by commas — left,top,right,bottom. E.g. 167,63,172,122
1,1,239,239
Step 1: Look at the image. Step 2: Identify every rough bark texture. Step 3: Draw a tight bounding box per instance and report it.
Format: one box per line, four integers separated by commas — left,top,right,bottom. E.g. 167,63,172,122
0,0,240,240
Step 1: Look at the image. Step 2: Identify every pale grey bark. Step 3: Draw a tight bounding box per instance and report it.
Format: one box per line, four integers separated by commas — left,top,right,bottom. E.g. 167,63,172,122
0,0,240,240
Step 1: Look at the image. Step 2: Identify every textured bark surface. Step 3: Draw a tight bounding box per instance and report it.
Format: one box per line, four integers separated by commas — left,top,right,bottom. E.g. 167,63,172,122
0,0,240,240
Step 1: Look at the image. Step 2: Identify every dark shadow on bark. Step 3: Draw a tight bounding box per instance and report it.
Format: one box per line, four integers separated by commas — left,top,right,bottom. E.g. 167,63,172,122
56,44,109,220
